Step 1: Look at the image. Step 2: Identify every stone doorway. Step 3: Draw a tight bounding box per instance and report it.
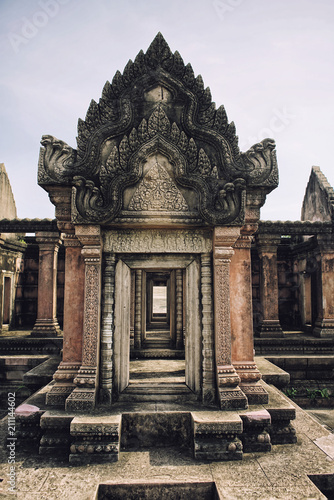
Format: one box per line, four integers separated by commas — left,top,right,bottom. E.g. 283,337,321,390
113,255,202,401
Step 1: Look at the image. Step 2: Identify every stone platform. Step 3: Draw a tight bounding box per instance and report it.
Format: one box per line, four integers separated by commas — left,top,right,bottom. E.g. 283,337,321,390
12,379,297,466
1,387,333,499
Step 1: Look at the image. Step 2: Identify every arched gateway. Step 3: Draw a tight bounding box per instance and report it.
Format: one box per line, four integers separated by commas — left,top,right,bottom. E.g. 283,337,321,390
39,34,278,412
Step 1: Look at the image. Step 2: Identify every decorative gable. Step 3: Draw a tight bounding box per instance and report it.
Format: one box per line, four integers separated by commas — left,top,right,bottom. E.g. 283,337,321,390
38,33,278,226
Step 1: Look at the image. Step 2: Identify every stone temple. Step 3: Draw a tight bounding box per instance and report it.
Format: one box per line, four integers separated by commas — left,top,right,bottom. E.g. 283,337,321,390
0,34,334,479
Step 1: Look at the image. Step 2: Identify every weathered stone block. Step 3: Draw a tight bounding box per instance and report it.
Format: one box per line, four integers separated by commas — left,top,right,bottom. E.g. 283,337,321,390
192,411,243,461
69,414,121,464
39,411,74,457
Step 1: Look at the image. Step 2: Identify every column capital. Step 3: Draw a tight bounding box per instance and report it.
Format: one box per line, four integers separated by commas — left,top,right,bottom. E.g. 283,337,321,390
47,186,72,223
316,234,334,253
75,224,101,247
245,189,268,224
213,226,241,249
62,233,82,248
233,235,252,250
35,231,61,247
255,233,281,254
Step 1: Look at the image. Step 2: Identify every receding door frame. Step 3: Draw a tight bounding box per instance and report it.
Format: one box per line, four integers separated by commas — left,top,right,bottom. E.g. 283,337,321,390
113,254,202,396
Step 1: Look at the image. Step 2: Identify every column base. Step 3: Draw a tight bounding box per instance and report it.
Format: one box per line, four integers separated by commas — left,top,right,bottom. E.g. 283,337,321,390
217,365,248,410
258,320,283,338
233,361,269,405
218,388,248,410
46,362,81,407
66,388,97,411
239,383,269,405
46,384,76,406
99,388,113,406
31,319,61,337
313,320,334,338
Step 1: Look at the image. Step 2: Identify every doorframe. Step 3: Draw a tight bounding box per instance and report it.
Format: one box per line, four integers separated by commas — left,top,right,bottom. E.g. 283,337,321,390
113,254,202,396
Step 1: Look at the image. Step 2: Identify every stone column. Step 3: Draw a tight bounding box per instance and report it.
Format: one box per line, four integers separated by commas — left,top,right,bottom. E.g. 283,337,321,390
130,271,135,348
175,269,183,349
46,232,85,406
313,235,334,337
99,252,116,405
134,270,142,349
213,227,248,410
200,253,215,405
66,225,102,411
256,234,283,337
32,232,61,337
230,231,268,404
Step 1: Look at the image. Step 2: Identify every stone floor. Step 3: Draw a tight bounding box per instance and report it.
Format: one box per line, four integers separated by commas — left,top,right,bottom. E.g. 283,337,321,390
0,334,333,498
0,394,333,499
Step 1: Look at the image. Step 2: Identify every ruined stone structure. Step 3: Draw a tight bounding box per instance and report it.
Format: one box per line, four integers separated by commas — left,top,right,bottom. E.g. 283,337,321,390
0,164,26,331
35,33,282,412
1,34,333,466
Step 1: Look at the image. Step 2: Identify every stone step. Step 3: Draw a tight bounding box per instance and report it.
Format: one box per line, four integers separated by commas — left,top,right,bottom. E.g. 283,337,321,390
118,383,197,402
143,342,172,348
131,349,185,359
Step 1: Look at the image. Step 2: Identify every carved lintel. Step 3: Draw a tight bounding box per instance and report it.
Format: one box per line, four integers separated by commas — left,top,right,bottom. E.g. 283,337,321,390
103,229,212,254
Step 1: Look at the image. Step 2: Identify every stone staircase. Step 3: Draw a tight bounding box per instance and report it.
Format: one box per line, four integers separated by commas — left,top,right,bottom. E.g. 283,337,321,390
142,329,173,349
118,381,197,403
131,329,185,359
118,358,197,403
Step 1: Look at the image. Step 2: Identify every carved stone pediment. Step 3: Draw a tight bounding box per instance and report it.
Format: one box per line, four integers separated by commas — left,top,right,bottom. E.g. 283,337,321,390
38,33,278,226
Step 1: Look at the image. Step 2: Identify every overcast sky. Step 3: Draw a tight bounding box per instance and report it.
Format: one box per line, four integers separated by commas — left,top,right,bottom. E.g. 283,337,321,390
0,0,333,221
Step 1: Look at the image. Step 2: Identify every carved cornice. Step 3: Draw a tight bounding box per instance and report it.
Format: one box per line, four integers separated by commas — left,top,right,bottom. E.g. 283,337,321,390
38,33,279,226
0,218,58,233
258,220,332,235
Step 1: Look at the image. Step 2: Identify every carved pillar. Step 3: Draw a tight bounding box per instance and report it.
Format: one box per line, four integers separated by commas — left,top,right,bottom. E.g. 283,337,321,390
175,269,183,349
256,234,283,337
134,270,142,349
230,230,268,404
130,271,135,348
213,227,248,410
66,226,102,411
32,232,61,337
313,235,334,337
99,252,116,405
46,232,85,406
200,253,215,405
